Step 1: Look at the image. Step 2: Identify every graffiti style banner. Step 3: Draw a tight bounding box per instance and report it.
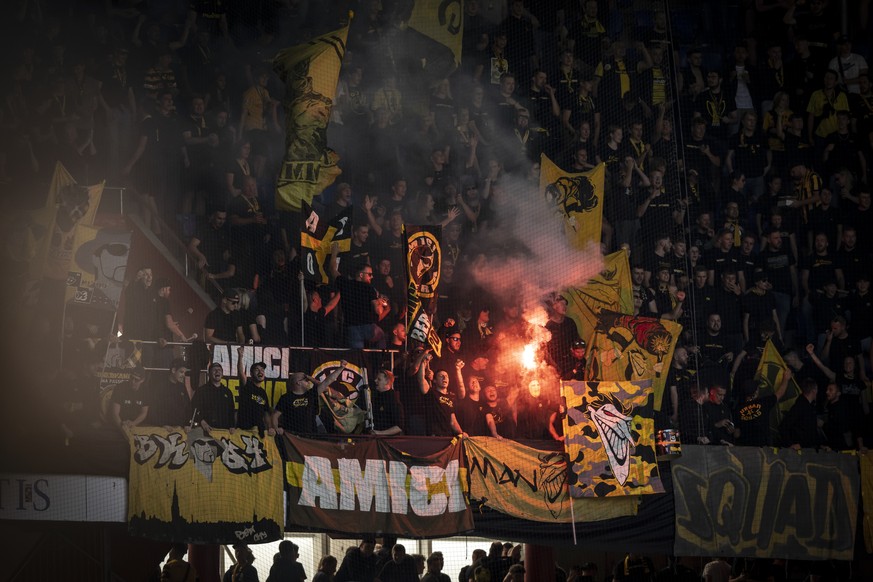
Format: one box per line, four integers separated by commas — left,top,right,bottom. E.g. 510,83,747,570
540,156,604,250
585,311,681,412
274,24,348,212
564,249,634,344
127,426,284,544
672,445,859,560
464,437,639,523
562,380,662,498
282,436,472,537
64,225,131,311
404,224,442,355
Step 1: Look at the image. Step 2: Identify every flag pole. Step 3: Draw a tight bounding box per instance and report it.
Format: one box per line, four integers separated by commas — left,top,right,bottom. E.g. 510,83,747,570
300,274,306,347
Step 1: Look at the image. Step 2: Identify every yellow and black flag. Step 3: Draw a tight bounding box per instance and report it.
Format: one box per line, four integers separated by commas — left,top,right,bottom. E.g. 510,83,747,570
274,24,349,212
406,0,464,67
404,225,442,355
564,249,634,344
540,155,604,250
300,203,352,284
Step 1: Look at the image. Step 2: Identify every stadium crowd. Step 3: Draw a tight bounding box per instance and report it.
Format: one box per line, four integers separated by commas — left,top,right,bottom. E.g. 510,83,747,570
8,0,873,479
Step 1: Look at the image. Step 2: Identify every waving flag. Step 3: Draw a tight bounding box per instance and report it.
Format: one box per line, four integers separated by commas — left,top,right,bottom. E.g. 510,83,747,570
540,155,604,250
274,24,349,211
564,249,633,343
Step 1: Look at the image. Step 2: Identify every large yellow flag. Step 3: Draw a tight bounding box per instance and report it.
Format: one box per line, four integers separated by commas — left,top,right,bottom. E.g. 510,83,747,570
273,24,349,212
540,155,604,250
29,162,105,282
406,0,464,66
585,312,682,412
754,339,802,428
563,249,633,343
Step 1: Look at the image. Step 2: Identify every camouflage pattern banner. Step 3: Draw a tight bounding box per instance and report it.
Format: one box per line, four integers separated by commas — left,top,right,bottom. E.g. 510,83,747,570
562,380,662,498
274,24,348,212
404,224,442,355
465,436,640,523
673,445,858,560
585,312,681,412
283,436,473,537
540,155,604,250
563,249,634,344
127,426,284,544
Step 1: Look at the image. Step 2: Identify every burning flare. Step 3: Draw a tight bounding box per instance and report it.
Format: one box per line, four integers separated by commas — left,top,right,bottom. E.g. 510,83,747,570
521,344,537,370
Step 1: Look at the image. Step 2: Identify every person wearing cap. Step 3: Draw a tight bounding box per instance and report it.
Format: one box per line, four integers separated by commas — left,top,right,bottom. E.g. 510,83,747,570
561,338,588,380
204,288,244,345
148,358,193,429
109,366,150,431
828,36,868,94
272,359,349,435
544,293,580,378
224,543,257,582
191,362,236,431
236,346,273,434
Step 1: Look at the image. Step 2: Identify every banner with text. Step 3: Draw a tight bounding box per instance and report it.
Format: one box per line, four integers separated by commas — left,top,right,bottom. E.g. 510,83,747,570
465,437,639,523
562,380,662,497
283,436,472,537
127,426,284,544
672,445,858,560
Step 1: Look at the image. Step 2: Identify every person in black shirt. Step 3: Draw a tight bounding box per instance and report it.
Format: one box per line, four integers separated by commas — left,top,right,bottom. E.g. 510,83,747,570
704,385,737,445
418,354,465,437
330,251,390,349
192,362,236,431
371,370,405,436
273,360,348,435
109,366,149,431
148,358,193,428
779,377,821,449
188,209,234,286
204,288,243,345
235,346,273,434
735,369,791,446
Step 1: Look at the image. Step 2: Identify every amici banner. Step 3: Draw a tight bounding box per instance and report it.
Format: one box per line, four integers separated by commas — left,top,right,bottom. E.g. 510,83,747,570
282,435,472,537
672,445,859,560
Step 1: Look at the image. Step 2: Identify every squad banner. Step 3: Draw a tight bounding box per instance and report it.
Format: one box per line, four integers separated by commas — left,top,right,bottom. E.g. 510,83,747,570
564,249,634,343
404,225,442,355
283,436,472,537
274,24,348,212
540,156,604,250
562,380,662,498
127,426,284,544
465,437,639,523
585,312,681,412
673,445,859,560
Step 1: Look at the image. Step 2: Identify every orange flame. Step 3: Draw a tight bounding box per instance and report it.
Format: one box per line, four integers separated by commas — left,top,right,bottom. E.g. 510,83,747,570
521,343,537,370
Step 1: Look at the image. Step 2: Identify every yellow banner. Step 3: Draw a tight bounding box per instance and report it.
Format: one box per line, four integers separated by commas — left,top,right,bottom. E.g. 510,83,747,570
564,249,633,343
465,436,639,522
754,339,802,421
585,313,681,411
540,156,604,250
406,0,464,66
63,225,131,310
273,25,349,211
127,426,284,543
562,380,662,497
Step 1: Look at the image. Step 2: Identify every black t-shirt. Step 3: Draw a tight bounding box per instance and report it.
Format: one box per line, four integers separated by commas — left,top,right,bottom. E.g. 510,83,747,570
741,289,776,330
704,246,743,282
425,389,457,436
192,383,236,429
608,184,641,222
802,251,839,293
276,390,319,434
728,131,768,177
756,248,795,294
336,276,378,326
193,223,231,269
372,388,405,432
110,382,147,421
204,307,240,342
237,381,269,431
483,401,516,439
737,393,777,446
148,379,192,427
